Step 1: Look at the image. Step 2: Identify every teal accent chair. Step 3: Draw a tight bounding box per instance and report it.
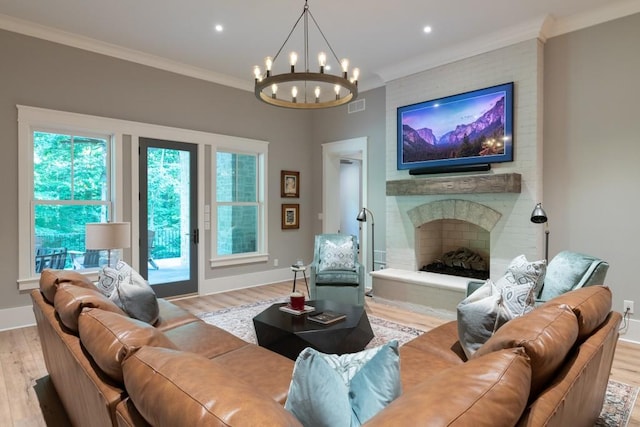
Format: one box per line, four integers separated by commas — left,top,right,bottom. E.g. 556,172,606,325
537,250,609,302
309,234,365,306
466,250,609,303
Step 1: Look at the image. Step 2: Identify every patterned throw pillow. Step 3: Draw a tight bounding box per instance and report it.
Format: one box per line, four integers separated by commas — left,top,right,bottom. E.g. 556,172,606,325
318,239,356,272
98,261,159,324
285,340,401,426
457,267,537,358
96,261,131,297
506,254,546,297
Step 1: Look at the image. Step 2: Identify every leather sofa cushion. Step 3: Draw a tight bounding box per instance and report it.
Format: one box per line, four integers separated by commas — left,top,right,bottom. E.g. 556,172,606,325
540,285,612,341
473,303,578,398
364,348,531,427
162,321,247,359
122,346,302,427
212,344,296,405
40,268,97,304
79,308,177,384
54,283,127,332
154,299,200,331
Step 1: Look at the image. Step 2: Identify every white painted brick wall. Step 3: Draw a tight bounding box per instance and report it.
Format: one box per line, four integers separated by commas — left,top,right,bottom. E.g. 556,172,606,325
385,39,545,279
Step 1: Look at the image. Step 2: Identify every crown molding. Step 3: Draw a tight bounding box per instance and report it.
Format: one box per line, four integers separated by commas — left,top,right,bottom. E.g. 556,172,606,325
0,13,253,92
547,0,640,37
377,15,551,83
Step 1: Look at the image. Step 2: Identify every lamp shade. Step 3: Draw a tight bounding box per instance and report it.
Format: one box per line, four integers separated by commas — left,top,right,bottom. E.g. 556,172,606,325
530,203,548,224
356,208,368,222
85,222,131,250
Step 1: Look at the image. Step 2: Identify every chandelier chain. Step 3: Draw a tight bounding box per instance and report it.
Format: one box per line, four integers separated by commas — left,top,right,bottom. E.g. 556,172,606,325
306,9,342,65
270,7,306,65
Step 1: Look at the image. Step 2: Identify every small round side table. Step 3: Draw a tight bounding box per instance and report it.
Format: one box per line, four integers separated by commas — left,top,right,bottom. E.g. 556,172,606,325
290,265,309,295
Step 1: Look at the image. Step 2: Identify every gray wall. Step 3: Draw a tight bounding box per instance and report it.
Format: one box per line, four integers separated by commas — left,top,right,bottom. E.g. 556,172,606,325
0,29,314,310
310,86,387,256
544,12,640,313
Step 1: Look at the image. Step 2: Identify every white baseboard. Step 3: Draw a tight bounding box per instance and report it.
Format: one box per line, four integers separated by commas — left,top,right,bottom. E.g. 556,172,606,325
0,305,36,331
199,268,293,296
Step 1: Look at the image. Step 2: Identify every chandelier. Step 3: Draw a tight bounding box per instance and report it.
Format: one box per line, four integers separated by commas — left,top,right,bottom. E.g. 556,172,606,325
253,0,359,109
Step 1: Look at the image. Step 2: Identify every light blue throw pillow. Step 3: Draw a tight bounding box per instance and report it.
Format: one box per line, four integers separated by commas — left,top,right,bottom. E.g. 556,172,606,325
284,340,401,427
319,239,356,272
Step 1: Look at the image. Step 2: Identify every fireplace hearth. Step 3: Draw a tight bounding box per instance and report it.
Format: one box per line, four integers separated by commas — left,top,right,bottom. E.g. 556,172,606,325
421,247,489,280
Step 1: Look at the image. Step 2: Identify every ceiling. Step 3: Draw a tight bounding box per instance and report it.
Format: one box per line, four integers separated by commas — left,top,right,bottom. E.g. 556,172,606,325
1,0,639,92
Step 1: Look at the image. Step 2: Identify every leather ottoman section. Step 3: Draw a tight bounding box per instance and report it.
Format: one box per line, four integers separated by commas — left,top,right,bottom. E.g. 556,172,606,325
153,299,200,331
162,321,247,358
403,320,467,364
399,345,460,391
212,344,295,405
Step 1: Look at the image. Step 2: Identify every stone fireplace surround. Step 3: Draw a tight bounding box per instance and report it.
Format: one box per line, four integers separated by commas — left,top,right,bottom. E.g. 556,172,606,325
371,173,524,312
372,199,503,311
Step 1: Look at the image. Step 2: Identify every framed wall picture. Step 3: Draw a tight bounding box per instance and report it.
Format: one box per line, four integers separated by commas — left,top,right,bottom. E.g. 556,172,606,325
282,204,300,229
281,170,300,198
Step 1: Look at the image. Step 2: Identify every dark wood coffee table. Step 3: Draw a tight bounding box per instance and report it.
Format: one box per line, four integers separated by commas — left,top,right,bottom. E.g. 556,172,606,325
253,300,374,360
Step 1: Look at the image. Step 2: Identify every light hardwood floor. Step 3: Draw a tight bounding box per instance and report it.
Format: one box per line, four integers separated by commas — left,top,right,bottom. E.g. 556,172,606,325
1,281,639,426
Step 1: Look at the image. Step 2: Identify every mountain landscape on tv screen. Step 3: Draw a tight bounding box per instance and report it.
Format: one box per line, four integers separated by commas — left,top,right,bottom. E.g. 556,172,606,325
402,96,505,163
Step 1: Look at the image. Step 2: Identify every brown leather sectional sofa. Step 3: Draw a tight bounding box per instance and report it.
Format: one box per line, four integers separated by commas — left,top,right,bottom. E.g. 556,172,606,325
32,269,621,426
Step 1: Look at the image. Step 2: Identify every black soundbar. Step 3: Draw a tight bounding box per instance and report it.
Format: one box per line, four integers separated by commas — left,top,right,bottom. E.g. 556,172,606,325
409,164,491,175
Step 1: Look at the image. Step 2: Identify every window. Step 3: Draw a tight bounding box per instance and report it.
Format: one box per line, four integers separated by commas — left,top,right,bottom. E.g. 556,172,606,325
17,106,124,288
32,131,112,272
212,143,268,266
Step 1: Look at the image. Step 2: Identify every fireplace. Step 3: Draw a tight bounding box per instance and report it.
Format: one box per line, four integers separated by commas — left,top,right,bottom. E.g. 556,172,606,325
417,219,490,279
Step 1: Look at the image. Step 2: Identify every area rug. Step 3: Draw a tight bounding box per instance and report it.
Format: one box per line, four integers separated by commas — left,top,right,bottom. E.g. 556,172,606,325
197,297,424,349
197,298,638,426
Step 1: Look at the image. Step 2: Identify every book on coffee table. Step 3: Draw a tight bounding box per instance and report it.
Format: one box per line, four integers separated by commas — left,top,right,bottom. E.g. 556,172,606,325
307,310,346,325
279,304,315,315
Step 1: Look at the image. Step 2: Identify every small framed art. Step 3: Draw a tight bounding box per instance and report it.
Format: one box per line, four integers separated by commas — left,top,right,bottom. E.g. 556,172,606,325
282,204,299,229
281,170,300,198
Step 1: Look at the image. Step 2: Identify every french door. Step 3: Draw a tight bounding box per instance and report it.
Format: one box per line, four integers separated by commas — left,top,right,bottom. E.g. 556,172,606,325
139,137,198,297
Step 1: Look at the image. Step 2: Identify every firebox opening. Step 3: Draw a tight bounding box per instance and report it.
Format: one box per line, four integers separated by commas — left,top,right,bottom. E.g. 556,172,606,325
416,219,490,280
421,247,489,280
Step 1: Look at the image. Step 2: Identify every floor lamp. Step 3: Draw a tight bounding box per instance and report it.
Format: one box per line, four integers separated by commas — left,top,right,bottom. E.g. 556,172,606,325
85,222,131,267
356,207,374,296
530,203,549,262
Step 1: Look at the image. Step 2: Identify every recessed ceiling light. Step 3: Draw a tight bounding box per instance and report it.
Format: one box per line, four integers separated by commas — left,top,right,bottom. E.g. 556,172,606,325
423,26,432,34
215,24,223,32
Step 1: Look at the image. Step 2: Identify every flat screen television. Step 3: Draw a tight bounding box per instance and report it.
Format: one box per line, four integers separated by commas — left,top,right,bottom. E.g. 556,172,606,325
397,82,514,173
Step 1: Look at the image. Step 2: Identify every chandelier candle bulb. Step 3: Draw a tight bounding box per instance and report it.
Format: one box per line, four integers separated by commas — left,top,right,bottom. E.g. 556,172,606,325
271,84,278,98
292,86,298,103
318,52,326,72
290,52,298,71
265,56,273,76
341,58,349,75
253,65,262,81
352,67,360,83
315,86,321,102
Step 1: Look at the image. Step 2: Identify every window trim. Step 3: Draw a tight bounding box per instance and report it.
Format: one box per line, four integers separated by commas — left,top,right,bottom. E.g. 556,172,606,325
17,107,123,289
210,143,269,267
17,105,269,290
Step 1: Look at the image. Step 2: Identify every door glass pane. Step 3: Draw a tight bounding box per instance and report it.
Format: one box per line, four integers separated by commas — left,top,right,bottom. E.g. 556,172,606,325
147,147,191,285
